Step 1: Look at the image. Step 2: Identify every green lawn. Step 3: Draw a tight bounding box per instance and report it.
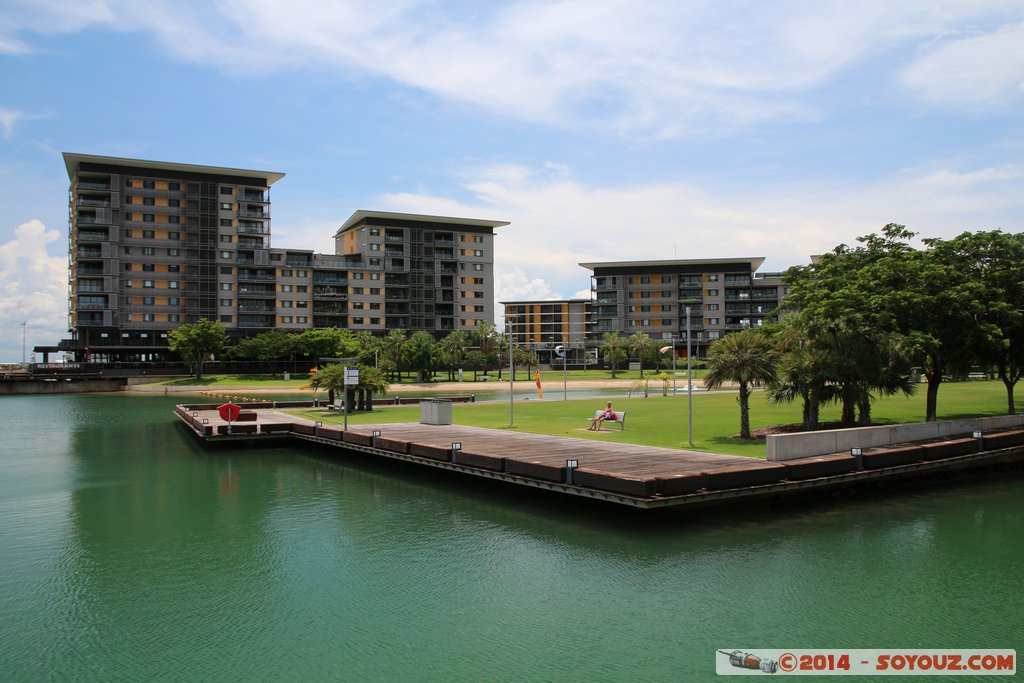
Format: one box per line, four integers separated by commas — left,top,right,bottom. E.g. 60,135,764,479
288,379,1021,458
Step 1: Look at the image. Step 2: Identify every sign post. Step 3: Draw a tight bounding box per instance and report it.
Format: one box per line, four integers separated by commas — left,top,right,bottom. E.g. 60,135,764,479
343,366,359,431
218,402,240,435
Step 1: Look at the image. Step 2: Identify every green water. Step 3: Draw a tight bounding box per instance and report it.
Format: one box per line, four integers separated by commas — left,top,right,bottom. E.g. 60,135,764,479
1,394,1020,681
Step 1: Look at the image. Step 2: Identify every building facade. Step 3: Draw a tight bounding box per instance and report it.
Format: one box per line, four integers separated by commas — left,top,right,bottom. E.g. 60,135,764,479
62,154,508,361
579,258,785,358
501,298,591,365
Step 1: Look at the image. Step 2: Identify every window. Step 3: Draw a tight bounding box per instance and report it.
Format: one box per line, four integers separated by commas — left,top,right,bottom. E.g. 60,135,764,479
168,248,179,256
370,287,381,295
708,318,719,325
280,300,293,308
352,287,364,294
125,196,133,205
640,276,651,284
281,316,293,323
126,179,133,188
474,305,485,312
281,285,292,292
220,219,233,227
167,298,179,305
706,303,719,311
662,276,672,283
168,216,180,224
143,314,155,322
297,316,308,324
280,269,292,277
143,180,154,189
369,258,380,266
142,264,155,272
124,263,133,272
142,247,155,256
168,314,179,322
220,266,233,274
220,202,233,210
707,289,719,296
168,281,179,289
143,280,154,288
143,297,155,305
143,214,154,223
297,270,307,277
474,235,483,243
221,235,233,243
168,182,180,191
123,228,133,238
220,299,232,307
220,315,233,323
168,232,180,240
352,272,364,280
369,302,381,310
168,265,180,273
296,285,308,292
473,264,484,271
169,199,180,208
143,230,154,238
270,253,282,261
125,280,133,288
370,243,380,251
369,274,379,281
143,197,155,206
351,317,364,325
220,251,233,259
297,301,308,308
368,318,379,325
662,290,672,297
123,246,133,254
221,186,234,195
708,274,719,282
221,283,233,291
369,228,380,236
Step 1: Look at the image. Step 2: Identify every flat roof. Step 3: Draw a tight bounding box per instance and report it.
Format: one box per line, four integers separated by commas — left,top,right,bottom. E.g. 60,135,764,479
579,257,766,271
336,210,510,236
499,298,591,305
63,152,286,185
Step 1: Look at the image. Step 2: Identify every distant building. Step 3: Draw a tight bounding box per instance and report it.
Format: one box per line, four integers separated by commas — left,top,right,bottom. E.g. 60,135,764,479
501,298,591,365
61,153,508,361
580,258,785,358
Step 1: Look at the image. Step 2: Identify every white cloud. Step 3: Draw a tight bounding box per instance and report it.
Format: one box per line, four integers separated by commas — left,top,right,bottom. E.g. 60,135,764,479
0,219,68,362
4,1,1022,135
0,108,25,139
900,22,1024,108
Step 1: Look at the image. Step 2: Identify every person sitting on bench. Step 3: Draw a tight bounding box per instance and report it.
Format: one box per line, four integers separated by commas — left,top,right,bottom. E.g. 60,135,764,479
588,401,618,431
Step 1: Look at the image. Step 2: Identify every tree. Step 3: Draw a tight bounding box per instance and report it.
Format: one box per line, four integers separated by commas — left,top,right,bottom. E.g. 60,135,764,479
308,363,346,406
381,329,407,381
704,328,778,439
402,331,439,382
600,331,628,377
356,365,390,411
628,331,657,369
168,318,227,379
440,330,470,381
296,328,360,361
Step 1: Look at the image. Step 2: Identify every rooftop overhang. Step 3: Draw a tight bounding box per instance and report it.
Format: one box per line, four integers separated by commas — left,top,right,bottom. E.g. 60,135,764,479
499,298,592,306
63,152,286,186
579,257,766,272
335,210,510,237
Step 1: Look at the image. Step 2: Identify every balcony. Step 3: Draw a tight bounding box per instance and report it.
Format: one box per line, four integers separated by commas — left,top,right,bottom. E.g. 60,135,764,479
285,257,312,267
76,265,105,276
237,224,269,235
237,239,264,250
238,303,275,313
237,286,275,297
77,198,111,207
725,276,751,286
242,191,268,202
76,282,105,293
238,209,270,219
237,270,274,281
77,181,111,191
384,235,404,243
76,248,103,258
78,231,109,241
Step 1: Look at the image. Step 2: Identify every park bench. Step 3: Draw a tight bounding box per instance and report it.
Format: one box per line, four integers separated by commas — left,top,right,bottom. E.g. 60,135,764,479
588,409,627,431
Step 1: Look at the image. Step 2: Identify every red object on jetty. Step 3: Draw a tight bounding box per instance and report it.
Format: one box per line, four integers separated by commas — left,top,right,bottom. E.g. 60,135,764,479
218,403,241,422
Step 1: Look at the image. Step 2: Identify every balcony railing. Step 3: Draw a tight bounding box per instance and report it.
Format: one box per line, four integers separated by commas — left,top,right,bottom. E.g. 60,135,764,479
239,210,269,218
77,181,111,191
77,198,111,207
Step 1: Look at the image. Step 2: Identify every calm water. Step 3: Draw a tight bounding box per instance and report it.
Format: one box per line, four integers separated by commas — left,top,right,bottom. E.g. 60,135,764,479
1,394,1020,681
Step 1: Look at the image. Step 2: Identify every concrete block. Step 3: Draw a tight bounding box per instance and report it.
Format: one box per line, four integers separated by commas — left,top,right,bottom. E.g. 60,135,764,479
766,431,837,461
834,425,892,451
887,422,940,444
980,415,1024,432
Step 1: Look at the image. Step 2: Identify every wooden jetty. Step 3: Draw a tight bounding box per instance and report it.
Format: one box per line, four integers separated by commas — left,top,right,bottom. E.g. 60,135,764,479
175,403,1024,510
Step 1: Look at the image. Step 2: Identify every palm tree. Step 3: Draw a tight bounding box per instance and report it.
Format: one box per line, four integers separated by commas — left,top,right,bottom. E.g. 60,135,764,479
308,363,347,406
357,365,390,411
600,331,628,378
440,330,470,381
704,329,779,439
628,331,656,370
381,329,407,381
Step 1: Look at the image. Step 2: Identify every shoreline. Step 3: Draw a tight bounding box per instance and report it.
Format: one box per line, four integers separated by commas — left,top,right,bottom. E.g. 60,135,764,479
126,377,686,394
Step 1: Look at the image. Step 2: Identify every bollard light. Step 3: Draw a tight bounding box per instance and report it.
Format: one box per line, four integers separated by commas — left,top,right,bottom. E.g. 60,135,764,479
973,430,983,451
202,418,209,424
851,447,863,470
315,421,322,427
371,429,381,437
566,458,579,485
451,441,462,463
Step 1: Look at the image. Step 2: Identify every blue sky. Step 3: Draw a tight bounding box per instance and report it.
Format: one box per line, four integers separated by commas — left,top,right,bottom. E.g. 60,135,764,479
2,1,1023,361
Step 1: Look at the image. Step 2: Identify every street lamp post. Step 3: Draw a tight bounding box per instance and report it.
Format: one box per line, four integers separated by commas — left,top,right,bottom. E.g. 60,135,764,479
508,319,515,427
21,321,27,365
686,306,693,446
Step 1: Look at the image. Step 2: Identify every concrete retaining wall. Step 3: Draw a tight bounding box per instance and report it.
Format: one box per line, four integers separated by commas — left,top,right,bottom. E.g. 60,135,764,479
767,414,1024,461
0,378,126,394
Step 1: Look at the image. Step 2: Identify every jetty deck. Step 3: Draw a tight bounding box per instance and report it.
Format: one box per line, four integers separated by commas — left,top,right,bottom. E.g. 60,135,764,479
175,403,1024,509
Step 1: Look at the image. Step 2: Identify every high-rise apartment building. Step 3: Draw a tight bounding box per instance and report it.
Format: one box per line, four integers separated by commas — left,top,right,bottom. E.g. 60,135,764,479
580,258,784,357
62,154,508,362
501,298,591,365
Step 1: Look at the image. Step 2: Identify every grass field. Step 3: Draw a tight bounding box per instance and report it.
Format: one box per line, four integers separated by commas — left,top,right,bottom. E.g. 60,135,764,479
287,379,1021,458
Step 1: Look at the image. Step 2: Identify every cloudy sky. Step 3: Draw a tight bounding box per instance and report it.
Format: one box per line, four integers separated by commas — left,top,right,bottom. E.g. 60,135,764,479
1,1,1023,361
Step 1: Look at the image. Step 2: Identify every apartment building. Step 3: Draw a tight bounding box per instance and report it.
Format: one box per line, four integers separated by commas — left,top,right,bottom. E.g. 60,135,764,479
580,258,784,358
62,154,508,361
334,211,509,334
64,153,284,362
501,299,591,365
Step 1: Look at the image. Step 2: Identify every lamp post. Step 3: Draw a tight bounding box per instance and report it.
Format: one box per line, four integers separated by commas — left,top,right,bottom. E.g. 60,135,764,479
686,306,693,446
21,321,27,365
508,318,515,427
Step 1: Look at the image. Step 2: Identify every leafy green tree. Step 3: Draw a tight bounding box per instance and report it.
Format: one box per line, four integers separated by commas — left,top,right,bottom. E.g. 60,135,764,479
600,331,628,378
168,318,227,379
354,330,382,368
464,350,488,381
226,330,294,361
704,328,778,439
296,328,359,361
381,329,407,381
402,331,439,382
493,332,508,380
355,365,390,411
309,363,346,406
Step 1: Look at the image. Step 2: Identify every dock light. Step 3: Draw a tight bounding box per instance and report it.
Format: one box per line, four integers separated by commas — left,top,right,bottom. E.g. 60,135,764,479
451,442,462,463
315,421,322,427
192,412,198,417
202,418,209,424
973,430,983,451
851,447,863,469
371,429,381,437
566,458,579,485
